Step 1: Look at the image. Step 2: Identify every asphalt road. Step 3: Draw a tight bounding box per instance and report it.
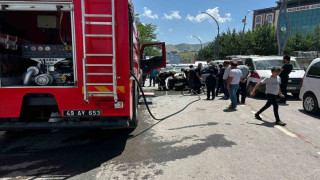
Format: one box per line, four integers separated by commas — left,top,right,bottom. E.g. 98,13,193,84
0,86,320,180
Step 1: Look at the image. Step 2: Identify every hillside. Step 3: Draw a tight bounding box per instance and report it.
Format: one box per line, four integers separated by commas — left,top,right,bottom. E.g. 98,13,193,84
166,42,210,53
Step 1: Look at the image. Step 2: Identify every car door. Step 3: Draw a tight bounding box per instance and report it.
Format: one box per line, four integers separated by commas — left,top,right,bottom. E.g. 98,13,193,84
140,42,166,75
305,61,320,104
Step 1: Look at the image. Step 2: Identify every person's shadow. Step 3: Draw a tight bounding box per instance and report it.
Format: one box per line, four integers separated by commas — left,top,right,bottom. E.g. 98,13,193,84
247,118,275,128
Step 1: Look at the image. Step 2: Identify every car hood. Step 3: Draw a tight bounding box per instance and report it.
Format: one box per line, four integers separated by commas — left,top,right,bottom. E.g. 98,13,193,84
257,70,305,79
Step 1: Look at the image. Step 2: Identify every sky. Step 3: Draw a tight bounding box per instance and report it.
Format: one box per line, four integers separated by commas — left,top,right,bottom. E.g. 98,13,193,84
132,0,277,45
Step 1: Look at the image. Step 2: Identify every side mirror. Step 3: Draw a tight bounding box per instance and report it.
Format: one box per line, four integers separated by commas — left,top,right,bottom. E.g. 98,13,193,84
140,42,166,75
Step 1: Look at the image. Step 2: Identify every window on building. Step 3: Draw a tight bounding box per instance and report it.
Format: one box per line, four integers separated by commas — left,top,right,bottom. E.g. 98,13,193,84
267,15,273,22
307,62,320,77
256,16,262,23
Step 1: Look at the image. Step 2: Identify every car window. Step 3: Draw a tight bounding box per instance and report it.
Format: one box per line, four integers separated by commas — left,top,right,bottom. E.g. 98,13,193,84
307,62,320,77
253,59,300,70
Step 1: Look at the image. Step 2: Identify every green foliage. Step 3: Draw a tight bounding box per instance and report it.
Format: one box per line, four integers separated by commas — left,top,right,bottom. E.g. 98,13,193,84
197,23,320,60
137,21,158,47
313,25,320,53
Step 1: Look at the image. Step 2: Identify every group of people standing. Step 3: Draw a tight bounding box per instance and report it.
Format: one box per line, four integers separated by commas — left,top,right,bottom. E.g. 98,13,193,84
221,60,251,109
201,55,293,126
185,63,204,94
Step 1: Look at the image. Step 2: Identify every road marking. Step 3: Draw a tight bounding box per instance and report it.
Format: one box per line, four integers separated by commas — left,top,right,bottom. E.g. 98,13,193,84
274,125,297,138
251,111,296,138
250,111,264,118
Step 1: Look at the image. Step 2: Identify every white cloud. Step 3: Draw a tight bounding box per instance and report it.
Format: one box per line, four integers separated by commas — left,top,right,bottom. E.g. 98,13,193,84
186,7,232,23
186,35,193,39
142,7,158,19
168,28,173,32
163,11,182,20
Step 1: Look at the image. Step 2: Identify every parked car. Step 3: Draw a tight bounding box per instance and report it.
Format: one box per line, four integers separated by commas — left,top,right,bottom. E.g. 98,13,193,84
299,58,320,113
232,56,305,97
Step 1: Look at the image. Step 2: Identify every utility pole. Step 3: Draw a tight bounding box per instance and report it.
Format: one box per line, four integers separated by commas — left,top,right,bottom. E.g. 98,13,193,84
240,10,251,55
193,35,203,61
277,0,290,56
201,12,220,59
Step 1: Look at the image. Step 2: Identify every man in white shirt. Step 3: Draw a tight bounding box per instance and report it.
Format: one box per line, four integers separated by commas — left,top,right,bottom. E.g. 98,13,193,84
222,61,231,99
227,62,243,109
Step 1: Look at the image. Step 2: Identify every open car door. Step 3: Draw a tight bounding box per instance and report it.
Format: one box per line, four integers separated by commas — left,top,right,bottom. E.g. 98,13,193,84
140,42,166,74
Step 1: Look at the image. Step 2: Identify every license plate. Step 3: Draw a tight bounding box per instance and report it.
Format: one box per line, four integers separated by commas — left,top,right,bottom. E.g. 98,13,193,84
287,87,297,90
175,83,183,86
63,110,101,117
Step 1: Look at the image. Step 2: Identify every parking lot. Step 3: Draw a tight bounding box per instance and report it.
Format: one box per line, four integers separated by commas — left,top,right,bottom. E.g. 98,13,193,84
1,84,320,180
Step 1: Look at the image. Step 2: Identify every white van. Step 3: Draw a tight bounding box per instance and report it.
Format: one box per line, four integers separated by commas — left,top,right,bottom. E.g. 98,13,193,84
299,58,320,113
232,56,305,97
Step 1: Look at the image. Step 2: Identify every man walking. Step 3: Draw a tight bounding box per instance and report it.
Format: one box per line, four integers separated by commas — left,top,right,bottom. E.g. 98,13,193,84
222,61,231,99
149,69,157,87
250,67,286,126
236,60,251,104
227,62,243,109
279,55,293,104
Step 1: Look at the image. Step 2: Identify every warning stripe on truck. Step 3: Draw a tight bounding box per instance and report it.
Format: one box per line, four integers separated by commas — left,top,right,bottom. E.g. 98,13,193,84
82,86,125,94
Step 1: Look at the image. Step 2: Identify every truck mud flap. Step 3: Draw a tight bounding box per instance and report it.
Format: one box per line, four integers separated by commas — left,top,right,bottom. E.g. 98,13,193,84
0,119,129,130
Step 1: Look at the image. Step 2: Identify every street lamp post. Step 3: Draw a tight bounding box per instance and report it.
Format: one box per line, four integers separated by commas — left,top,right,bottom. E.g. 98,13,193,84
193,35,203,61
201,12,220,59
241,10,251,55
277,0,290,56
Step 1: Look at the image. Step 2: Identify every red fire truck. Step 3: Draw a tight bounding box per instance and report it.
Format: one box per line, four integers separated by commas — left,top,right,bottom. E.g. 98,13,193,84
0,0,166,131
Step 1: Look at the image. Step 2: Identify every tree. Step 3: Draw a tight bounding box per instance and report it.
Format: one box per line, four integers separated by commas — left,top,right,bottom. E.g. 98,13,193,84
313,25,320,57
137,22,157,47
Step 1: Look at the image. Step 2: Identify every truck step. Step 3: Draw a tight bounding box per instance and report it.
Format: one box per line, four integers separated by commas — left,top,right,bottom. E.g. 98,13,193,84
86,54,113,57
86,83,113,86
85,34,112,38
85,21,112,25
88,91,113,94
86,64,113,67
89,94,114,97
87,73,113,76
84,14,112,18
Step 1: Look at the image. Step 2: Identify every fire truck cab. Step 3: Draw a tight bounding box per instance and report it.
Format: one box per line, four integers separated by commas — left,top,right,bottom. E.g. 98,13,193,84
0,0,166,131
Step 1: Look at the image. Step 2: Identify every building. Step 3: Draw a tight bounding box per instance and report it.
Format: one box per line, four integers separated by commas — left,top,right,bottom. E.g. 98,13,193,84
253,0,320,35
166,52,181,64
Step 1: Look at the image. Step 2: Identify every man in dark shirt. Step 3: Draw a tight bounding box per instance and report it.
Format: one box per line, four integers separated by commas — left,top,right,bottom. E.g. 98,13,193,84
194,63,203,94
206,69,217,100
279,55,293,104
216,64,225,96
188,65,196,91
